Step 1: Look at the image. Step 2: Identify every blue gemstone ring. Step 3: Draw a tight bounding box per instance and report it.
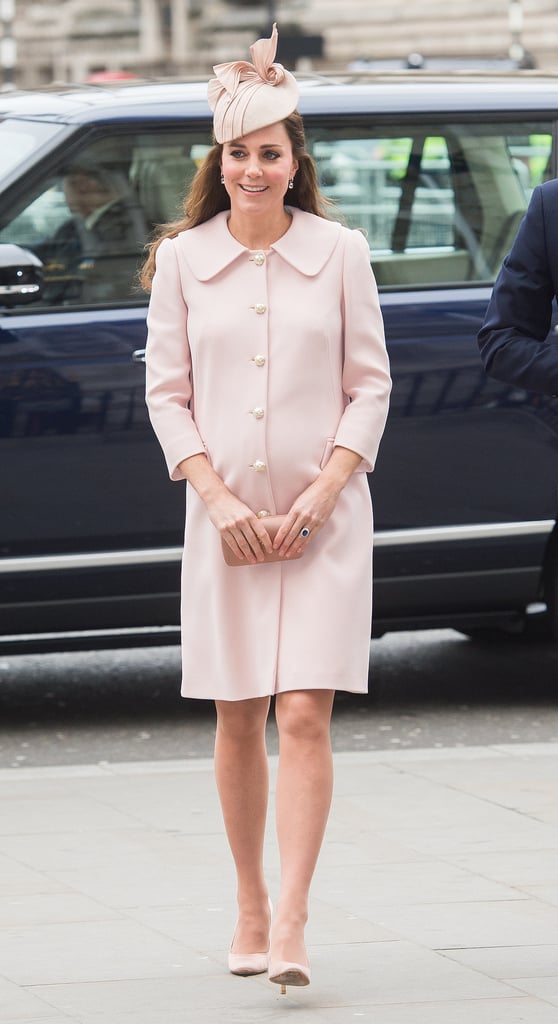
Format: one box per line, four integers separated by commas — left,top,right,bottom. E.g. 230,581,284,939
299,527,310,538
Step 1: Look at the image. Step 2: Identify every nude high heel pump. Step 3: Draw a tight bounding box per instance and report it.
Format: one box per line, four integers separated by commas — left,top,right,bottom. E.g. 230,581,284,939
228,898,272,977
268,960,311,995
228,948,268,977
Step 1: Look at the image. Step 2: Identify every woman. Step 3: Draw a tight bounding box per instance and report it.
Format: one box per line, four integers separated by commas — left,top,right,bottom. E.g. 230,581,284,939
142,25,391,995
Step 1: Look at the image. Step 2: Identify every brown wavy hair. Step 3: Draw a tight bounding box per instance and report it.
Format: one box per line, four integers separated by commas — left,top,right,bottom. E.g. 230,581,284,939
139,111,334,290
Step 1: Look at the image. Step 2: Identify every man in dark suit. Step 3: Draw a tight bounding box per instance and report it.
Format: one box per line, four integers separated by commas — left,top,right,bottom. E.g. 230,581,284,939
478,178,558,395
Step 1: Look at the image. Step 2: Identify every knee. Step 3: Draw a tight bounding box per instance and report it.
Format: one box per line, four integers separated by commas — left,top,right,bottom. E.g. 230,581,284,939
276,691,333,744
216,698,269,742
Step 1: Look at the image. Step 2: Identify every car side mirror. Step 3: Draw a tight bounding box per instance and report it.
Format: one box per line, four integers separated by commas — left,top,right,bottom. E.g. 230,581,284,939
0,243,43,307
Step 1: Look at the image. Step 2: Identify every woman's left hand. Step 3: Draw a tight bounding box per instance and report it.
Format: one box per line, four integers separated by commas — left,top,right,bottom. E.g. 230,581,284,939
273,445,364,558
272,477,340,558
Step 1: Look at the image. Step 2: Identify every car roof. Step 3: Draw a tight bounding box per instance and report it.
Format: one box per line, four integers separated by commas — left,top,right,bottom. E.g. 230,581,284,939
2,73,558,125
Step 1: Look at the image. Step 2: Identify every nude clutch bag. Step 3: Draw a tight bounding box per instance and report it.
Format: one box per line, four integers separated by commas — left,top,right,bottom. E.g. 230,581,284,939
222,515,303,566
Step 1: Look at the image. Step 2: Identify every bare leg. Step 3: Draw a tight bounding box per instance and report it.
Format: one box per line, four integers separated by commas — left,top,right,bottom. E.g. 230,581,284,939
271,689,335,967
214,696,271,953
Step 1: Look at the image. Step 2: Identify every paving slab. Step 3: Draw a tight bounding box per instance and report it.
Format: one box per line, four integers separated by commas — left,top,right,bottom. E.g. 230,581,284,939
444,944,558,979
0,977,63,1021
1,743,558,1023
510,978,558,1007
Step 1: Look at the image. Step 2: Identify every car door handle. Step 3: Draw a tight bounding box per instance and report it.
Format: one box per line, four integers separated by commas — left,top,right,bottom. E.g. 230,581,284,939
132,348,146,363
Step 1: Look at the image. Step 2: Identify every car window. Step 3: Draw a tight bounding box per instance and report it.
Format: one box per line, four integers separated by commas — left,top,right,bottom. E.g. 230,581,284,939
0,119,65,180
0,128,212,310
0,117,553,306
308,122,553,289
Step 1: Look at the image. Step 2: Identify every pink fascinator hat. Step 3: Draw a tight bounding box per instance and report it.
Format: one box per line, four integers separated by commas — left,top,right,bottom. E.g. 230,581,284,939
208,23,299,144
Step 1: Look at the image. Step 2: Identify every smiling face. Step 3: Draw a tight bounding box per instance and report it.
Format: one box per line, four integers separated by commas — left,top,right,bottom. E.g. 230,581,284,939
220,121,299,220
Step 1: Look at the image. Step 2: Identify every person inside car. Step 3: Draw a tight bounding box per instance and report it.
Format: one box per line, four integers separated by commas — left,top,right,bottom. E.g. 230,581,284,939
43,164,145,302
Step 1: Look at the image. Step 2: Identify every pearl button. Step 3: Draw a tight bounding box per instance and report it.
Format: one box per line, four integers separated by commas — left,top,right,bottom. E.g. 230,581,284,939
254,354,266,367
251,460,266,472
253,252,265,266
256,509,271,518
252,407,264,419
254,303,266,315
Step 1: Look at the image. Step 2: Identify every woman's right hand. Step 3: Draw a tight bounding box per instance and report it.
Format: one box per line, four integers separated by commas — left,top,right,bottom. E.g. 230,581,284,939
206,491,274,565
177,452,273,563
205,490,274,563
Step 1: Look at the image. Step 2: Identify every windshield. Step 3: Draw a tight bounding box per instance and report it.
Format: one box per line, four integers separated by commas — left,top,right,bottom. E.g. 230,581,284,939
0,119,65,182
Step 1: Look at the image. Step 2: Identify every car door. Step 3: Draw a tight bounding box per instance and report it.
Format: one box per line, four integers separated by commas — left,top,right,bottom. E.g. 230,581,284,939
309,117,558,623
0,121,213,633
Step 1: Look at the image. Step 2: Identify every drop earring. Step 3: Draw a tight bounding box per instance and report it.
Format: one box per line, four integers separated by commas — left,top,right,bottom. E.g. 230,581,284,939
220,173,225,185
288,177,294,189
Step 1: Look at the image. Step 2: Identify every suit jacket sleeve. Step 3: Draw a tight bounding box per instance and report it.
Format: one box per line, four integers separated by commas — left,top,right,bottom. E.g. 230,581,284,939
145,237,206,480
477,183,558,395
334,228,392,471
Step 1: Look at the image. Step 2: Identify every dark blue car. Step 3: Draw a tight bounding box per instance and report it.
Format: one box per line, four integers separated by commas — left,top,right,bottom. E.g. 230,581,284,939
2,75,558,651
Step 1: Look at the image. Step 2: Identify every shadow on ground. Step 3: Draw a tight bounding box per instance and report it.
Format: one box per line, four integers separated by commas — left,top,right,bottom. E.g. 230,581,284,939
0,629,557,766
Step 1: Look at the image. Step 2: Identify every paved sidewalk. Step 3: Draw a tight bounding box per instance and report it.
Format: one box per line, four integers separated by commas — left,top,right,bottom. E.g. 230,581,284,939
1,743,558,1023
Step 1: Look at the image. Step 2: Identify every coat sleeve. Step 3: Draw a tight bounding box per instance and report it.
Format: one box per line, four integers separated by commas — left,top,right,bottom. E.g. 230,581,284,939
145,237,206,480
334,228,392,471
477,184,558,396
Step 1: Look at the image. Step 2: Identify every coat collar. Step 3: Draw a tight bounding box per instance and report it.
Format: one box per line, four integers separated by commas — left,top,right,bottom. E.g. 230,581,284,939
176,207,343,281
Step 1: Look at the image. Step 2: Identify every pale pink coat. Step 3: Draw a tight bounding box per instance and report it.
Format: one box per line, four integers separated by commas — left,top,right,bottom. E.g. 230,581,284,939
145,207,391,700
